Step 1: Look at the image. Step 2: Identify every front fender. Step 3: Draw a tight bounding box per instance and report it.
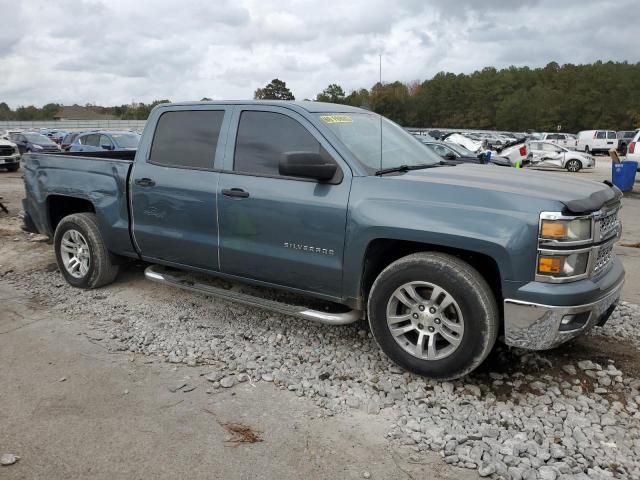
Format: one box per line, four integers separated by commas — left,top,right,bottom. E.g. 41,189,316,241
342,195,539,303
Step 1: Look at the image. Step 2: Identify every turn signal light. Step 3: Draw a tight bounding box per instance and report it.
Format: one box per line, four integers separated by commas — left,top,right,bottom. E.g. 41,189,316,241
538,256,564,274
540,221,567,239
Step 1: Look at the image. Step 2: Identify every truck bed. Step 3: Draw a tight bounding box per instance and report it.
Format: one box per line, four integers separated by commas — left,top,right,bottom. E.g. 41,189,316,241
21,151,137,258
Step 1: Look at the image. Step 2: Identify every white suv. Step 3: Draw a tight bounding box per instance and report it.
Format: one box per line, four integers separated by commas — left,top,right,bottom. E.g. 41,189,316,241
625,130,640,166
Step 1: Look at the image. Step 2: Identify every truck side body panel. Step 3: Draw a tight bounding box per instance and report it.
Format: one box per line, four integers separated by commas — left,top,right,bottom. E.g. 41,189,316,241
22,154,136,257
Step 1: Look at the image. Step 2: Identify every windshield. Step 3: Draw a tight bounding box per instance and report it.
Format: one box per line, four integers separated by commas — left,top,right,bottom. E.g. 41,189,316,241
112,133,140,148
24,133,55,144
316,113,441,173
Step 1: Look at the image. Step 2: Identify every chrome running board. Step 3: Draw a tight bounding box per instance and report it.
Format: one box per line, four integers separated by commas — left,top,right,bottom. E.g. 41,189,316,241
144,265,361,326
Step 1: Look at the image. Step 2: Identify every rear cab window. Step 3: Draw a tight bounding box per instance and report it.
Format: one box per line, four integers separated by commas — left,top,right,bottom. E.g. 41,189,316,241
149,110,225,170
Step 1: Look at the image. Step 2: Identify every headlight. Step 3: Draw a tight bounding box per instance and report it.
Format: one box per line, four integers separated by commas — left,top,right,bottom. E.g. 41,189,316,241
537,251,590,278
540,217,591,242
32,144,43,150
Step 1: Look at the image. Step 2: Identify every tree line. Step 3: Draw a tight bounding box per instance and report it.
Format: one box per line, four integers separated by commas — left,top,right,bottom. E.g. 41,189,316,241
2,61,639,132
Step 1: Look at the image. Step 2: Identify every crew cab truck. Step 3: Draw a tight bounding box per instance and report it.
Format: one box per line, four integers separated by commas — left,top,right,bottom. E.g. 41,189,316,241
21,101,625,379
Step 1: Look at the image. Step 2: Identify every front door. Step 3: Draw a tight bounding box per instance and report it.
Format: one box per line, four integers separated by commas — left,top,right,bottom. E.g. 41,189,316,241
217,107,351,298
131,107,230,271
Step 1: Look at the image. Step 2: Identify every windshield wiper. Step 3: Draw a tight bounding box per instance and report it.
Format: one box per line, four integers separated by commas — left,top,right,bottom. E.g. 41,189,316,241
375,161,447,176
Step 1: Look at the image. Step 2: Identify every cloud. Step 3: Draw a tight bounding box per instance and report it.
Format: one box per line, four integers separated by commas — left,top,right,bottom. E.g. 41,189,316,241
0,0,638,107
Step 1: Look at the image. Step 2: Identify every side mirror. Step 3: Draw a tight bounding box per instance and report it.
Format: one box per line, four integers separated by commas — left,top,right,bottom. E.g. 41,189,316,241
279,151,338,182
444,152,456,160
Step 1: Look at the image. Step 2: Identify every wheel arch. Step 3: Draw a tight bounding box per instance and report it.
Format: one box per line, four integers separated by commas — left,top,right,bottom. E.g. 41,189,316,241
359,238,503,309
47,194,96,233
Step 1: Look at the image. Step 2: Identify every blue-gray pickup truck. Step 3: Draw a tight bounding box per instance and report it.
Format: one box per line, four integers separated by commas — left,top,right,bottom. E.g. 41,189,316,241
21,101,624,379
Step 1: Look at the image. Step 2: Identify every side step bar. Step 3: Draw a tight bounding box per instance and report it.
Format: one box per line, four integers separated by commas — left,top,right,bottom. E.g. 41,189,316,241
144,265,361,326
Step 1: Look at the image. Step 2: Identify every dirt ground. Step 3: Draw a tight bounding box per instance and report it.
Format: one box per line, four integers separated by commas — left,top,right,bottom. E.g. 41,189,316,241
1,156,639,479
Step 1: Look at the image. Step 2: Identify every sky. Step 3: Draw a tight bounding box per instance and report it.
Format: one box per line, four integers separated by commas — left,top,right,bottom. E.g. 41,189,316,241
0,0,638,108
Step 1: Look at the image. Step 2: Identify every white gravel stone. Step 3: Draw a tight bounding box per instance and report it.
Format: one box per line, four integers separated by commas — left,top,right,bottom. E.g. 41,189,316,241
6,270,640,480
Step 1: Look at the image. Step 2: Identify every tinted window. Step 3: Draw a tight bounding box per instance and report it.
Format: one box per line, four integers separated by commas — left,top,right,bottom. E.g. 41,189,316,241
99,135,113,149
596,131,606,139
607,131,616,139
83,134,100,147
234,111,320,176
556,134,565,140
150,110,224,169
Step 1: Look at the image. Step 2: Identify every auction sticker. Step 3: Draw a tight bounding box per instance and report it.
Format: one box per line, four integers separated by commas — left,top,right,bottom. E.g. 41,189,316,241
319,115,353,124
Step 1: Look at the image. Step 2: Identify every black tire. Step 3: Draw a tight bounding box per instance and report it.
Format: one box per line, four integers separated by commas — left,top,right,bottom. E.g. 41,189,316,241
584,146,590,154
54,213,120,289
367,252,499,379
6,164,19,172
566,159,582,172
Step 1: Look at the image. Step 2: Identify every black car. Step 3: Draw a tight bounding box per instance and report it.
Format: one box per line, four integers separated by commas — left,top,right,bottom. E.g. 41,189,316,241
421,140,511,167
9,132,61,154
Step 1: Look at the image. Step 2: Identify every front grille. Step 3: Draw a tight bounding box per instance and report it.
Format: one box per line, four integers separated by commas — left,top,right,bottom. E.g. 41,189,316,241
593,244,614,275
0,146,14,156
598,209,619,240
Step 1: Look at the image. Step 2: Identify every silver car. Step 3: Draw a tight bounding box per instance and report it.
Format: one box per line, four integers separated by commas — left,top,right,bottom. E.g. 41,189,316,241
527,141,594,172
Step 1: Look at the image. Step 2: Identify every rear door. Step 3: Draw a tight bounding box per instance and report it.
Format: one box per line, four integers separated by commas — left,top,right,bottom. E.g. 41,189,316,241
131,107,231,271
217,106,351,298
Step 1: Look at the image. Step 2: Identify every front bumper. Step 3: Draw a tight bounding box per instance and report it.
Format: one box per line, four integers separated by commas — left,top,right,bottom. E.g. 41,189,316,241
503,276,624,350
0,155,20,166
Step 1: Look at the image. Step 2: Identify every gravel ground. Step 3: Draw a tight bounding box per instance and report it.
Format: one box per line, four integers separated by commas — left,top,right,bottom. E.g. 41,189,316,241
4,263,640,480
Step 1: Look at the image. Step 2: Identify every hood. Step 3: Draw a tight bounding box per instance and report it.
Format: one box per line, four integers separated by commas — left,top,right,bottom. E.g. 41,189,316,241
393,164,620,214
0,138,17,147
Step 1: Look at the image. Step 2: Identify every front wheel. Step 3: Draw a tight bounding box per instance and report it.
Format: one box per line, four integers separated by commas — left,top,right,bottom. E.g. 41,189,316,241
566,159,582,172
6,164,19,172
367,252,499,379
54,213,120,289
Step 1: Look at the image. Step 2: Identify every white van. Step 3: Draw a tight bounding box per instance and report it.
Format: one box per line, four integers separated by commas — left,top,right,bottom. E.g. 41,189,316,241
576,130,618,155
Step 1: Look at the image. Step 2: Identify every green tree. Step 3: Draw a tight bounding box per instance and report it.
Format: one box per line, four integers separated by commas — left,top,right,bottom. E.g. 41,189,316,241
315,84,346,103
254,79,295,100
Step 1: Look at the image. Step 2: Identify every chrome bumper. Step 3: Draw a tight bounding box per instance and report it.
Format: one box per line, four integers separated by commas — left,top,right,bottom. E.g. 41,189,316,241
503,279,624,350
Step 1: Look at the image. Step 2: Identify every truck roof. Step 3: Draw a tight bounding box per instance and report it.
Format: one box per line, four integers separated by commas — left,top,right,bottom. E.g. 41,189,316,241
156,100,368,114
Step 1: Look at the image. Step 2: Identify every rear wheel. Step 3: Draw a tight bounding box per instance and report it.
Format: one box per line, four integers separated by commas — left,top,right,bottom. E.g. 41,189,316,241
566,159,582,172
6,164,19,172
367,252,499,379
584,146,590,154
54,213,120,289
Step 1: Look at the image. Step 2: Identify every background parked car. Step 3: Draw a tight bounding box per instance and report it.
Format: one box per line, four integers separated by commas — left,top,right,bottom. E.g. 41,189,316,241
50,131,69,144
70,131,141,152
527,141,593,172
0,138,21,171
540,133,577,149
617,130,638,155
9,132,61,154
576,130,618,155
625,130,640,167
60,132,82,151
420,139,511,167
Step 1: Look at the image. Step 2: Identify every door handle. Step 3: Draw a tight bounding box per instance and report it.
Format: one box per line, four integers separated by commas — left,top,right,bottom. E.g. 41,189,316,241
135,178,155,187
222,188,249,198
